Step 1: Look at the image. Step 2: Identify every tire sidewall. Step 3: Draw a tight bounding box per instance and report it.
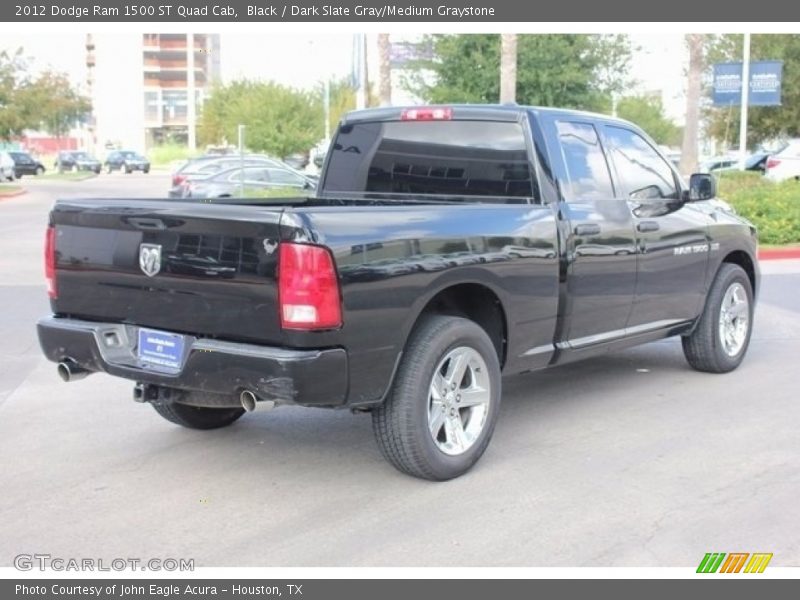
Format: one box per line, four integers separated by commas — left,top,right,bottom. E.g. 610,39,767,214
406,319,502,480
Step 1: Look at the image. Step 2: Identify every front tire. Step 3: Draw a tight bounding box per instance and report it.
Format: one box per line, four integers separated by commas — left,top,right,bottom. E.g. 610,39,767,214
372,315,502,480
152,400,244,430
682,263,754,373
35,166,44,176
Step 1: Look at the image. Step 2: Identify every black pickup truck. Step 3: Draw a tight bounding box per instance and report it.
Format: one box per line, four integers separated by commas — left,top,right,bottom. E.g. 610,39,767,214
37,105,759,480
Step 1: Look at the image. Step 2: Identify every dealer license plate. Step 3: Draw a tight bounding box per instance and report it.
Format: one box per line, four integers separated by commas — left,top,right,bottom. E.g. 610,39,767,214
137,328,186,371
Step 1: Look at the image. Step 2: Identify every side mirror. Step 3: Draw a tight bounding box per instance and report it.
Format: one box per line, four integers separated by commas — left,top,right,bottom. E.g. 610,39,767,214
688,173,716,201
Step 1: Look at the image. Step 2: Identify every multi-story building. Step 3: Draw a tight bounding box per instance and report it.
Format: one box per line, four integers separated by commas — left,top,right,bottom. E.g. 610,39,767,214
85,33,220,154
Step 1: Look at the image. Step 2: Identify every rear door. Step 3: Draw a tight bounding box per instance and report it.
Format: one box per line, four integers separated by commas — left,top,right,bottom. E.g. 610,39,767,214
600,124,710,328
549,118,637,347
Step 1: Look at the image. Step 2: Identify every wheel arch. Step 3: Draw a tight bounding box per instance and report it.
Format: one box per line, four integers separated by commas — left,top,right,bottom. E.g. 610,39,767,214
405,280,509,369
721,249,757,296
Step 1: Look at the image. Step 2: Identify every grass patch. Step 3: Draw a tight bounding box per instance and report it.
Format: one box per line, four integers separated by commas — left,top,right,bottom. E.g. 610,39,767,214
0,183,23,196
242,187,309,199
716,171,800,245
40,171,98,181
148,144,201,168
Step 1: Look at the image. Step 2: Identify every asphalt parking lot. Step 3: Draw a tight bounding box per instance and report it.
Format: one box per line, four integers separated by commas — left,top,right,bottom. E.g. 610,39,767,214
1,173,798,568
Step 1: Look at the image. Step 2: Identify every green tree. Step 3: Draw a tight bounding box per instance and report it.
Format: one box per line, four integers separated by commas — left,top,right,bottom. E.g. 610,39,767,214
1,48,90,140
27,71,91,137
617,95,682,146
0,49,35,140
198,80,322,157
706,34,800,147
404,34,632,111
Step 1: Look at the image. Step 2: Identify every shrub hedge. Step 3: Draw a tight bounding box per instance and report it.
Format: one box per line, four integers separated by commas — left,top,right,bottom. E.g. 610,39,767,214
715,171,800,245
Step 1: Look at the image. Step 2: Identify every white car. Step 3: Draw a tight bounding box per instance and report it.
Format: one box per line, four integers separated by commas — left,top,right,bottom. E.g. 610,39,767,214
765,139,800,182
0,151,16,182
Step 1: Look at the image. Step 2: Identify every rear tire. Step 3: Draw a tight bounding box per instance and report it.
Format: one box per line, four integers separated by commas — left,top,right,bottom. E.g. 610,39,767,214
372,315,502,480
35,166,44,176
682,263,754,373
152,400,244,430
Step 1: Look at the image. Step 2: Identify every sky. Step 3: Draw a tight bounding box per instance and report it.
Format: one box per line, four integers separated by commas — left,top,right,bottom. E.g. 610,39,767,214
0,32,689,123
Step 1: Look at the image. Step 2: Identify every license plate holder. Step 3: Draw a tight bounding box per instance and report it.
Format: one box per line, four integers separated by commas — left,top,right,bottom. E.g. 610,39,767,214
137,328,186,371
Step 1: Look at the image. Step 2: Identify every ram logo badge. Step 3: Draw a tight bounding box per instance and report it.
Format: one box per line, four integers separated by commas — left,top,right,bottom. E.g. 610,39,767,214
139,244,162,277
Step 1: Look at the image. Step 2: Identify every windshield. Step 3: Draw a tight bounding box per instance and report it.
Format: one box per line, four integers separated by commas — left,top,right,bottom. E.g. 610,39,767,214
323,119,535,199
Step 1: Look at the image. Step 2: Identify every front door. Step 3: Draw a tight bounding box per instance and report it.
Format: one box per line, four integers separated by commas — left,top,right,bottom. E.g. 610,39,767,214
600,125,710,329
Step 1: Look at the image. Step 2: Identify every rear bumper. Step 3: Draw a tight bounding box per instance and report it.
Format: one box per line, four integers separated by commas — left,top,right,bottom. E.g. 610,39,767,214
37,316,348,407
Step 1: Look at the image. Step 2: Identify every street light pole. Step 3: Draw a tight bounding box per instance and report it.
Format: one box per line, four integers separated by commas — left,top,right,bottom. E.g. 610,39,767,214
738,33,751,170
238,124,245,197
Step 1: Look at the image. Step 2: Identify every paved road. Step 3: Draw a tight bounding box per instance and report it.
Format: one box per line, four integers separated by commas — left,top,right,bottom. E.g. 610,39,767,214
1,176,798,568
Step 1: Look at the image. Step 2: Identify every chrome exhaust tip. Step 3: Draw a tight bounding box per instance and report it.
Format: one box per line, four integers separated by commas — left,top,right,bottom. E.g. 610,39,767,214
57,360,90,382
240,390,275,413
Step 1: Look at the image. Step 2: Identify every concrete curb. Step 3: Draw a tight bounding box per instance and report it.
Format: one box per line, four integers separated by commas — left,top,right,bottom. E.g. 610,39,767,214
758,247,800,261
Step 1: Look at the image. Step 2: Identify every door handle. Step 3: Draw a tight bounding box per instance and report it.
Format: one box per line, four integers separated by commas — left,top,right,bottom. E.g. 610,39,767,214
574,223,601,236
637,221,660,233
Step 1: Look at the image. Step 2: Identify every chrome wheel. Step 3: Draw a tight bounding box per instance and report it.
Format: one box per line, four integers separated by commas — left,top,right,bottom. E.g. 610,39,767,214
718,282,749,357
428,346,491,456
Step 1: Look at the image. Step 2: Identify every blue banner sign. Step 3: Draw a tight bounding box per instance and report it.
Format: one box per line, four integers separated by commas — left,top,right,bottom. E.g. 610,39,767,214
713,61,783,106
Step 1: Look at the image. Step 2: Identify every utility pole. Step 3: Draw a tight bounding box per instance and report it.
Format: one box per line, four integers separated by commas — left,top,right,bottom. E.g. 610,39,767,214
355,34,368,110
500,34,518,104
186,33,196,151
738,33,751,170
679,34,704,175
377,33,392,107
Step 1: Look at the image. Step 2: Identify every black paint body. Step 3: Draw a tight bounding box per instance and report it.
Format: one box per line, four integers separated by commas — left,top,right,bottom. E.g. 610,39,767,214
38,106,759,407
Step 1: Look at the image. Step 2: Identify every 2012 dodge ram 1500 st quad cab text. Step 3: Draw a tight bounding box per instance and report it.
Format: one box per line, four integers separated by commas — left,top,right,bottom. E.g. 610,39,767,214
37,105,759,480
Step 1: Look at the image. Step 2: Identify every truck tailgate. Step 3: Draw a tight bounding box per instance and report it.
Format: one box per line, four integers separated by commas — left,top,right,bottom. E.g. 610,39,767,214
50,199,285,344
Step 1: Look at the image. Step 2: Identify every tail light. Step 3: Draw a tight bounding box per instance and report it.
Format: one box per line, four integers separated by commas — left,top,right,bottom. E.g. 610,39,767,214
401,107,453,121
766,158,781,170
278,242,342,330
172,174,186,187
45,226,57,299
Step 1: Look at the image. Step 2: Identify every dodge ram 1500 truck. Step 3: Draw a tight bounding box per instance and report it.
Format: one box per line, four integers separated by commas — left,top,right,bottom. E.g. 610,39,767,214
37,105,759,480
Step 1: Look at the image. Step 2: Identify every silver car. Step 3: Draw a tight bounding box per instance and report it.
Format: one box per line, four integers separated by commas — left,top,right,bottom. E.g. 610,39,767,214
0,151,16,182
182,165,316,199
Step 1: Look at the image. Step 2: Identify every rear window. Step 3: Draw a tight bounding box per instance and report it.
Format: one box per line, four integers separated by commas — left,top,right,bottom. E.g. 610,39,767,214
323,120,535,200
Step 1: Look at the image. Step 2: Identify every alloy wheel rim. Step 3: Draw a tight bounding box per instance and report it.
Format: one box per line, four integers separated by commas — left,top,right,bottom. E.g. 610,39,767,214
427,346,491,456
718,282,749,357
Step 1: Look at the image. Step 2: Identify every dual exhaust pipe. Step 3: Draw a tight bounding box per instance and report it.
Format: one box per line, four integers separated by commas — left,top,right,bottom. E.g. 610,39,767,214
57,360,90,382
239,390,275,413
57,362,274,413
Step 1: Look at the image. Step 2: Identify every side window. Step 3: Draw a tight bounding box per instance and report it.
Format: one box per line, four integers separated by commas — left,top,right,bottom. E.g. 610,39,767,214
556,121,615,201
605,126,679,200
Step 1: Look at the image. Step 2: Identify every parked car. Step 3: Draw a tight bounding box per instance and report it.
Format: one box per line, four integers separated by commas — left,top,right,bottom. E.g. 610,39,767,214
700,153,771,174
182,165,316,199
765,139,800,182
169,155,301,197
55,151,101,174
37,105,758,480
0,151,17,181
8,151,46,177
105,150,150,174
